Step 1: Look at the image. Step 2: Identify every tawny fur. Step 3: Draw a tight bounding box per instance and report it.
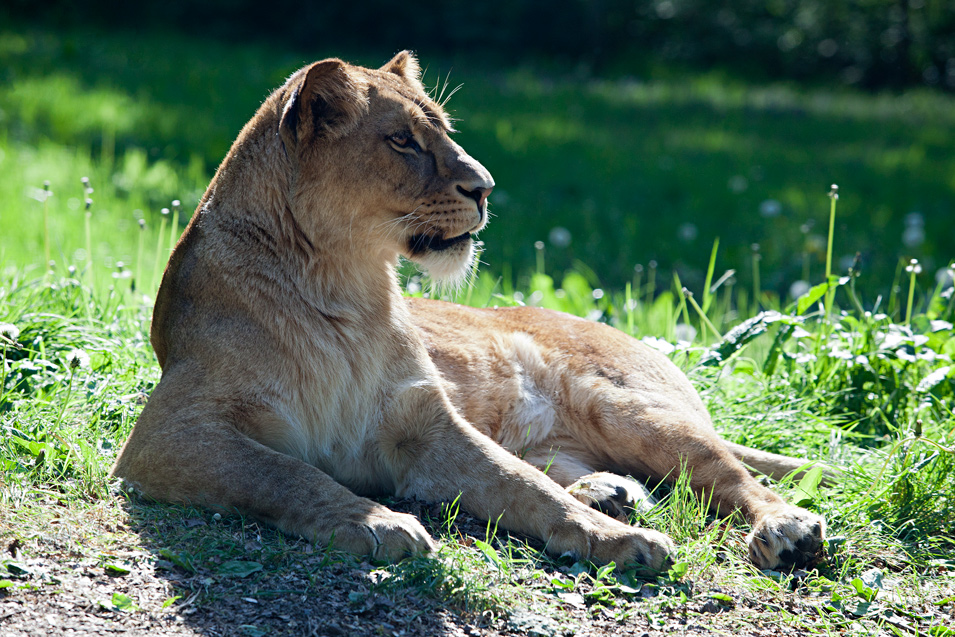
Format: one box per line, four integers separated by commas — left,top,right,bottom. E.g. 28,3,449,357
112,52,826,571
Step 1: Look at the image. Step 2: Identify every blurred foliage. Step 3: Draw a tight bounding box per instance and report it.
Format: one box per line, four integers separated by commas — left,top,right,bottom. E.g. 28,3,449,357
1,26,953,300
4,0,955,91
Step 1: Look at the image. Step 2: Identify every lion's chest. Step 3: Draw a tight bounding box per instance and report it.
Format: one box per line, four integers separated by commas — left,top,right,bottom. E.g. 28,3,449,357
272,323,421,494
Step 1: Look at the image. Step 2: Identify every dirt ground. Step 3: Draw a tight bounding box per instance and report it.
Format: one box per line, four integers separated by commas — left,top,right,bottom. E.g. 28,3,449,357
1,496,949,636
0,550,823,637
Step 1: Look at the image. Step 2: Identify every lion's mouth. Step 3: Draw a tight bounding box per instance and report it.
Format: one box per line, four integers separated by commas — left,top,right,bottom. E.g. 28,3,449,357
408,232,473,255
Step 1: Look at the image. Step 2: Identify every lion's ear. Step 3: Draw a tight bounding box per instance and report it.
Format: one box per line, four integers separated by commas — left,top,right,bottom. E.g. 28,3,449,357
381,51,423,90
280,59,368,149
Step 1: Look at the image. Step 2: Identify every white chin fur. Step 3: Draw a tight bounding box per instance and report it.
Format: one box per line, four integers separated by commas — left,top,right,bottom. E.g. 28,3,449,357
413,240,477,287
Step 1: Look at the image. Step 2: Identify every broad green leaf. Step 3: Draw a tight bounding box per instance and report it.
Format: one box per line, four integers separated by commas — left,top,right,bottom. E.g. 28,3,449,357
702,311,800,366
584,585,614,602
158,549,196,573
595,561,616,581
849,570,881,602
796,281,829,315
1,560,31,576
667,561,689,580
103,562,131,575
860,568,883,592
550,575,574,590
111,592,137,611
217,560,263,578
161,595,181,609
567,562,589,578
848,599,875,616
474,539,502,568
792,467,823,507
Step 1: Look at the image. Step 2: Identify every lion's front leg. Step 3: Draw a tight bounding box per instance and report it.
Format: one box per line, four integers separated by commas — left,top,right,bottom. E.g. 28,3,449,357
377,386,675,570
112,379,434,561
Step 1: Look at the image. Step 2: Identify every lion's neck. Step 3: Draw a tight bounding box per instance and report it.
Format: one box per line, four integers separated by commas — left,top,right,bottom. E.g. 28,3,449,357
203,127,414,328
302,254,407,323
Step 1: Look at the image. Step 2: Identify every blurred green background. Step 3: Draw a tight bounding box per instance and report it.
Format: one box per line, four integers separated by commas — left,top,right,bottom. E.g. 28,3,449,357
1,1,953,301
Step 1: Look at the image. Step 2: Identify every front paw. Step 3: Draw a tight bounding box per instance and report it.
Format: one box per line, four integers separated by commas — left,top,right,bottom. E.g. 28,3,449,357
594,526,676,572
567,472,655,521
549,515,675,572
332,507,435,562
746,506,825,569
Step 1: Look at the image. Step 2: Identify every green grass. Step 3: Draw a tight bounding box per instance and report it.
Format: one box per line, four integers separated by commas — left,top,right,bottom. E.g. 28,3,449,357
2,24,955,299
2,21,955,636
2,222,954,633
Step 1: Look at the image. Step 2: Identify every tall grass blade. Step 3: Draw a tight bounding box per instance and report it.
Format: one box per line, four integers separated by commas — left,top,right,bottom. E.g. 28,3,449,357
702,237,719,314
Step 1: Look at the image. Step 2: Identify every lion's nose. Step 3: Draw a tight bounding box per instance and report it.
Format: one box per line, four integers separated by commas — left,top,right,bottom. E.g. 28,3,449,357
456,184,493,210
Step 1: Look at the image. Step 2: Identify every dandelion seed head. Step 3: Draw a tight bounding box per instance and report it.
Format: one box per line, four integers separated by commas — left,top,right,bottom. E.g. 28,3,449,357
674,323,697,343
66,348,90,370
759,199,782,218
789,280,811,299
548,226,572,248
728,175,748,193
0,323,20,343
677,222,698,242
903,225,925,248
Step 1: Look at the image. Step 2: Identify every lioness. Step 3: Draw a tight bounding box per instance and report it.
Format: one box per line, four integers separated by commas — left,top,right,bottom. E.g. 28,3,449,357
112,52,825,571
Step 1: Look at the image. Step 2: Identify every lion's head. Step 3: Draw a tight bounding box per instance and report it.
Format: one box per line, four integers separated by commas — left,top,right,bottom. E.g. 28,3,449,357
263,51,494,283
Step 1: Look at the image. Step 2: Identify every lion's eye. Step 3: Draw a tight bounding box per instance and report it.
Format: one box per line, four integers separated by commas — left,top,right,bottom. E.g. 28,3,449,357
388,133,422,153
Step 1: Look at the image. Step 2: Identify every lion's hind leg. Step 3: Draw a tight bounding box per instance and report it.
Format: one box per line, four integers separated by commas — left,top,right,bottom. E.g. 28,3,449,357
588,403,826,569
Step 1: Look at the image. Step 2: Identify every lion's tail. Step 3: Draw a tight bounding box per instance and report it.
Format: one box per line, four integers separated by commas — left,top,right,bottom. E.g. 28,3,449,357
724,441,839,485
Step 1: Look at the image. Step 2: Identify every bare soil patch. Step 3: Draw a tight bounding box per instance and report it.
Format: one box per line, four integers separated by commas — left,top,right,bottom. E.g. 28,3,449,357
2,492,951,636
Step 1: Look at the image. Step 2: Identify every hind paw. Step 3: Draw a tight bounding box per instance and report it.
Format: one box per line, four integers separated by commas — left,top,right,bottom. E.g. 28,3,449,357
567,472,655,521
